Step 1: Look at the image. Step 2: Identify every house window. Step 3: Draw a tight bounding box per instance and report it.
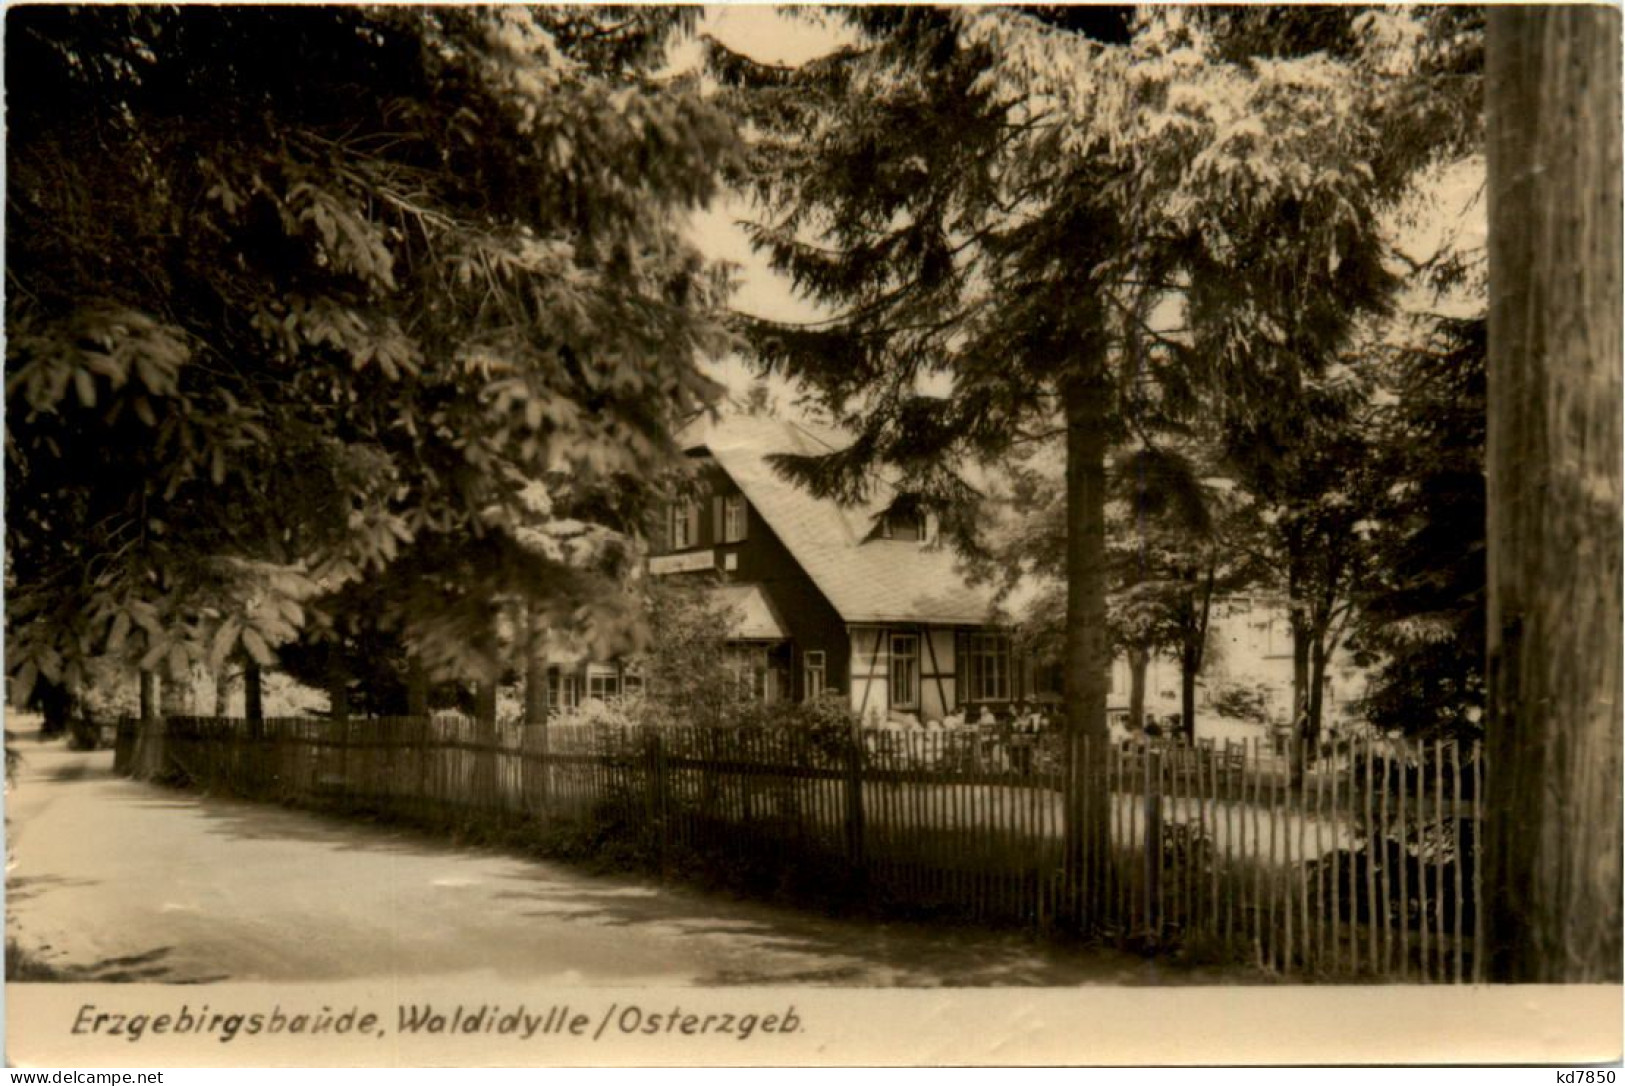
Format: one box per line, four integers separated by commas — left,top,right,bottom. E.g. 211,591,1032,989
669,501,700,550
722,494,748,543
803,650,826,702
586,665,621,701
623,671,644,697
725,644,788,704
546,667,579,710
964,632,1011,702
890,632,919,709
1266,618,1292,659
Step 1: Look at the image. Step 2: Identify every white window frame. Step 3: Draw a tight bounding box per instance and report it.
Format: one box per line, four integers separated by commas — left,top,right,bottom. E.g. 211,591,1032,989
803,650,826,702
725,643,786,703
722,493,748,543
586,665,621,702
965,632,1011,703
669,501,700,550
547,667,579,710
890,632,919,710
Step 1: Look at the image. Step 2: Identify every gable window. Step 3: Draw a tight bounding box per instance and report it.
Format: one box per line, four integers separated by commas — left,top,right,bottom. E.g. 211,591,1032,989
722,493,748,543
803,650,826,702
881,510,925,541
890,632,919,710
669,500,700,550
964,632,1011,702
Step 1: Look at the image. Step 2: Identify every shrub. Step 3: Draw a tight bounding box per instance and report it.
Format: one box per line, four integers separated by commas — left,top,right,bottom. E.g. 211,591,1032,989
1210,683,1272,725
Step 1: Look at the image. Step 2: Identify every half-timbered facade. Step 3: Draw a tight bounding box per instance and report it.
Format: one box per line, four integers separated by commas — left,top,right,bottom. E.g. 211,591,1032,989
644,413,1050,723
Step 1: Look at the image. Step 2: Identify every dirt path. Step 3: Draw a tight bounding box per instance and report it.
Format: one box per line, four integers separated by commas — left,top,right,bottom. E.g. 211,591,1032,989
5,733,1221,987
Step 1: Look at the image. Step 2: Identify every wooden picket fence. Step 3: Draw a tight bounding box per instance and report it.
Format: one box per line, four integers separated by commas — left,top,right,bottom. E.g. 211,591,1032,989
119,715,1484,981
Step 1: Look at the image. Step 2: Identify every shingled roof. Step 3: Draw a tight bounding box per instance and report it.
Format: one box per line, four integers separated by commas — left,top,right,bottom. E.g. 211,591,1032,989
680,413,998,627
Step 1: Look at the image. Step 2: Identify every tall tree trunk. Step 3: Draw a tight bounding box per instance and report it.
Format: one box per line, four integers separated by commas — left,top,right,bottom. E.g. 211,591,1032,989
160,666,190,716
1486,5,1623,983
1288,601,1313,786
525,656,547,726
243,661,264,736
405,655,429,718
139,671,157,721
1290,613,1310,731
38,680,70,737
1179,658,1197,745
326,651,350,722
1307,635,1327,745
1189,559,1215,747
474,678,498,727
1127,647,1148,732
213,667,235,717
133,671,176,780
1063,372,1112,928
524,608,548,725
1179,566,1215,745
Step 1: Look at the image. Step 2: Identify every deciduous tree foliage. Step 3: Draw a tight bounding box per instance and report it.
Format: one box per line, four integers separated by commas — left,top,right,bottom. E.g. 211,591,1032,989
711,5,1474,923
6,6,739,703
996,445,1260,740
1220,367,1384,749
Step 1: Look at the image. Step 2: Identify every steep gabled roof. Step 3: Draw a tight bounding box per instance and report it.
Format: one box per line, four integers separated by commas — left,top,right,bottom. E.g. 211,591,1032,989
680,413,997,626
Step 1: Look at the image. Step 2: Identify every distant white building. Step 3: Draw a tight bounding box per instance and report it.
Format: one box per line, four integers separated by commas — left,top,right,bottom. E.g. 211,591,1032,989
1109,596,1369,740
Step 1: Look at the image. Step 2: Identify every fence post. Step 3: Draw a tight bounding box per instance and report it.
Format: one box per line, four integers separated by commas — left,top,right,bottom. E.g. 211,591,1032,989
646,729,670,878
537,720,552,818
1145,746,1163,944
845,724,866,874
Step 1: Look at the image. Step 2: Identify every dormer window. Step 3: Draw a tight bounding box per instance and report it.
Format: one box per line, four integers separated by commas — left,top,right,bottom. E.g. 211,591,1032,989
880,509,926,541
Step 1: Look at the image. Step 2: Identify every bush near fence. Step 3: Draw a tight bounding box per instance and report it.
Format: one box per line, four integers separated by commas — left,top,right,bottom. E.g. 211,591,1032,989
116,715,1485,981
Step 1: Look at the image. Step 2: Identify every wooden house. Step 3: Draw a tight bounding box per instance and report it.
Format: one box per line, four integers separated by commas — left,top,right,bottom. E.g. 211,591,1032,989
639,413,1054,724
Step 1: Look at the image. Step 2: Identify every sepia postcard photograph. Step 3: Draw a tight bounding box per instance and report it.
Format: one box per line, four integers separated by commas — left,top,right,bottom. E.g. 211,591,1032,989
3,2,1620,1071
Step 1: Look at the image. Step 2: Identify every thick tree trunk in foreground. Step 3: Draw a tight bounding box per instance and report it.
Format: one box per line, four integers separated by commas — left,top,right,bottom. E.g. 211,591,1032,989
1486,5,1623,983
1063,373,1113,926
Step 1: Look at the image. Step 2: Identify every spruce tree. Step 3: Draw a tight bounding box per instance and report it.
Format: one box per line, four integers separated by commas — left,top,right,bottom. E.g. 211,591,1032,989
713,6,1477,924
